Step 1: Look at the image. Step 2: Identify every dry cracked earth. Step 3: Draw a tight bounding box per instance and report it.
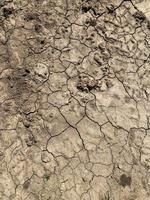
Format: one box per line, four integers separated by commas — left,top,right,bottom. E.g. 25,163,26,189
1,0,150,199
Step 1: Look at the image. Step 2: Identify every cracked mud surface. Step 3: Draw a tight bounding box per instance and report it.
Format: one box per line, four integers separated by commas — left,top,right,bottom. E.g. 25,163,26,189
1,0,150,199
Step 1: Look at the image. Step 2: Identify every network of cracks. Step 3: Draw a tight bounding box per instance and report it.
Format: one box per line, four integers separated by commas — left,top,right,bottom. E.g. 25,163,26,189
0,0,150,199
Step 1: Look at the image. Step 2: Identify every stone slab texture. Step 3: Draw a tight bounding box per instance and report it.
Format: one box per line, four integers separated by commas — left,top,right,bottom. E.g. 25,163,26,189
0,0,150,199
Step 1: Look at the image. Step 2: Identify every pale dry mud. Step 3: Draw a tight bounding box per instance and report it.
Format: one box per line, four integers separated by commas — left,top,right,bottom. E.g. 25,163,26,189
0,0,150,200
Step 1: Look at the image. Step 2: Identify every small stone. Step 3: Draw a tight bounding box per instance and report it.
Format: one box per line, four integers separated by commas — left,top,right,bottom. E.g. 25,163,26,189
119,174,131,187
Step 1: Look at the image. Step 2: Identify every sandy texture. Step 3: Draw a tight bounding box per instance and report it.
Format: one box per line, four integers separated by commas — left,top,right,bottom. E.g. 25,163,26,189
0,0,150,199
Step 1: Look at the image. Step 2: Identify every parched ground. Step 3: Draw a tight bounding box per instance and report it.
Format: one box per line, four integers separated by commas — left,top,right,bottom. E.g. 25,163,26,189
1,0,150,199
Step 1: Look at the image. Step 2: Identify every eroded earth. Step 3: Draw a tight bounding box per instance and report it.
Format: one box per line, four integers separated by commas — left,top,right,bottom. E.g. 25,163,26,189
0,0,150,199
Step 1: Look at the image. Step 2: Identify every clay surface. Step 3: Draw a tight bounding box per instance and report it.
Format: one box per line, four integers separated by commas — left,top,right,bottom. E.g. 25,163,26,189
0,0,150,199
